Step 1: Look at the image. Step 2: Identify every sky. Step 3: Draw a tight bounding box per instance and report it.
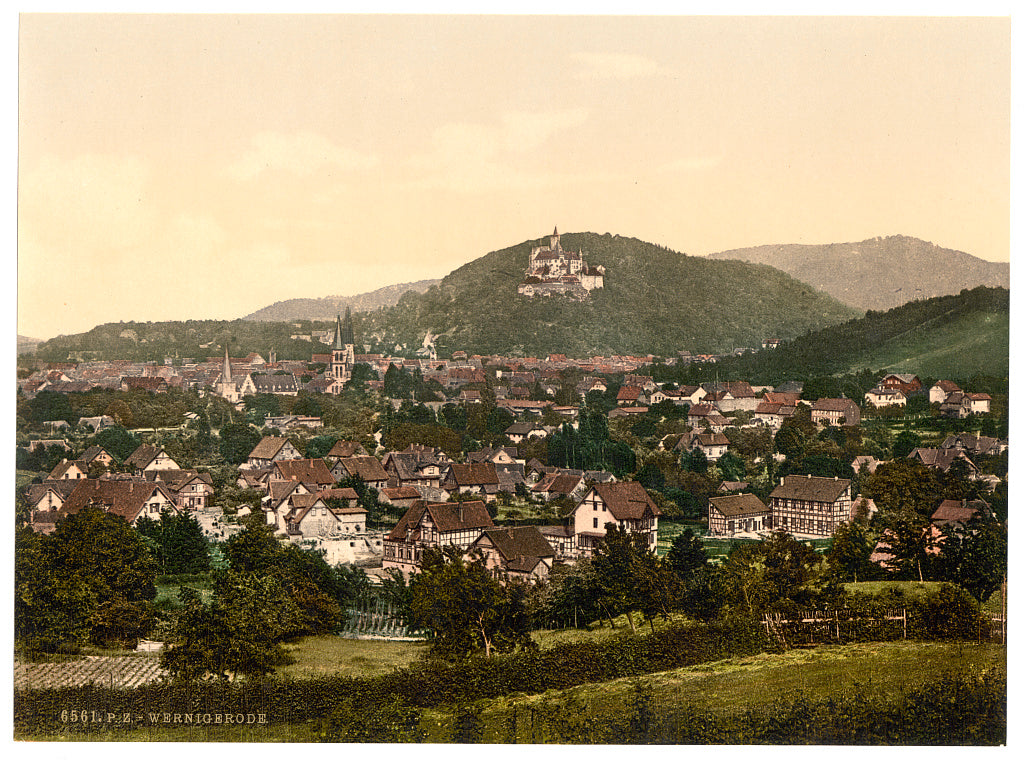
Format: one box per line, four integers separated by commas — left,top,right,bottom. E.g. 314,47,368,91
16,13,1011,341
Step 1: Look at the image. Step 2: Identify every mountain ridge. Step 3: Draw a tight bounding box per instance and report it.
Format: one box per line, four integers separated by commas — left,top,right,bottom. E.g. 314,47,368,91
705,235,1008,312
242,279,441,322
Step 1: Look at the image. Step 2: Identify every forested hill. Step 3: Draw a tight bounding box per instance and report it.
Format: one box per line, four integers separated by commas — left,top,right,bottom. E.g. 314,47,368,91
242,279,440,322
29,232,860,363
675,286,1009,385
706,235,1009,313
356,232,859,358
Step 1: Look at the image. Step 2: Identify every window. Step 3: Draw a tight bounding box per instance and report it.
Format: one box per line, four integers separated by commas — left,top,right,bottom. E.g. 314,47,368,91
593,517,598,529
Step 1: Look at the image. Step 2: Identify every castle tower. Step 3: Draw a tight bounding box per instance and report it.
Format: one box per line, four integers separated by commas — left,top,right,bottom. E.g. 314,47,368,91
549,226,560,252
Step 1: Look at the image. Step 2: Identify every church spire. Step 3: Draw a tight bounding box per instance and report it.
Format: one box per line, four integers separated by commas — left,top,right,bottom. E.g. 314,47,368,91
332,313,344,350
222,346,232,383
342,307,355,347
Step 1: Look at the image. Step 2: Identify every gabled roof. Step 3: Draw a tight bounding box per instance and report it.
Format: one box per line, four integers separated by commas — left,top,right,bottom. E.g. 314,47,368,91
585,481,662,520
386,499,494,540
61,478,175,524
474,525,555,564
247,436,297,461
48,459,87,480
769,475,851,503
931,499,991,527
327,440,368,459
142,469,213,492
709,493,770,518
124,444,169,470
81,445,113,463
336,455,389,483
274,458,336,487
532,472,585,496
812,398,858,412
446,462,500,488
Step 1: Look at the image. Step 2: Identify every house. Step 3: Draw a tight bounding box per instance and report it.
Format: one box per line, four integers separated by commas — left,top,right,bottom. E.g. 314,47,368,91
763,391,801,407
752,401,796,430
286,495,367,539
864,387,907,408
143,470,215,509
382,450,448,489
939,433,1006,457
331,455,390,490
707,493,771,536
77,415,117,432
678,432,730,461
504,422,548,444
878,373,923,395
717,480,750,493
379,485,424,509
239,373,300,397
466,445,520,466
851,455,883,475
273,458,336,490
45,478,178,532
243,436,302,470
930,380,962,404
325,439,369,462
382,499,495,576
705,381,757,412
47,459,88,481
767,474,853,537
908,448,979,478
810,398,860,427
24,479,82,518
572,481,661,557
616,385,646,407
80,445,115,468
124,444,181,474
530,472,587,503
468,526,556,582
930,498,992,529
965,392,992,414
442,462,500,499
263,480,312,531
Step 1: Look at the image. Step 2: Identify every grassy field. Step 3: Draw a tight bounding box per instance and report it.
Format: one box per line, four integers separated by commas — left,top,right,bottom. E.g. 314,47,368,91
415,640,1005,743
277,634,427,679
657,519,831,560
153,574,215,607
843,308,1008,380
30,640,1004,742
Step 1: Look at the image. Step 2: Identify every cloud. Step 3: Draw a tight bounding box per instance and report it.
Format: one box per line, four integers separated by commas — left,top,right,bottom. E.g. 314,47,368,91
403,109,592,192
226,130,378,181
571,52,669,80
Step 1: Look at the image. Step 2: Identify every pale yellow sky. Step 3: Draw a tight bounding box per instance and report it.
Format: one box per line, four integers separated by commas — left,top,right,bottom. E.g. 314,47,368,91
16,14,1010,340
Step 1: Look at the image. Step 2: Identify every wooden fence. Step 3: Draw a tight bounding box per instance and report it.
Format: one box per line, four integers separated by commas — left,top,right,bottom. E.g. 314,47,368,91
761,609,908,648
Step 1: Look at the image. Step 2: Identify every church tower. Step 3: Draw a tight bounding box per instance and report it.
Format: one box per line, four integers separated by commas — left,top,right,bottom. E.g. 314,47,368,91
216,347,241,403
328,309,355,394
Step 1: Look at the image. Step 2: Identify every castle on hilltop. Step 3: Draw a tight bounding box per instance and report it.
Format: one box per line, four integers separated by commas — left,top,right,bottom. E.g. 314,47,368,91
517,227,605,299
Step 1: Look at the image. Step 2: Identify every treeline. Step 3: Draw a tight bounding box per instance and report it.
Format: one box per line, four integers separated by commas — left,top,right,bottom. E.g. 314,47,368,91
29,318,352,364
646,286,1009,389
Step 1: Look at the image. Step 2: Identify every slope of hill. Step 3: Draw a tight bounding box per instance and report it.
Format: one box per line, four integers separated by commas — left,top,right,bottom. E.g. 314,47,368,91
243,279,441,321
17,335,43,355
706,235,1009,313
696,286,1008,384
358,232,860,358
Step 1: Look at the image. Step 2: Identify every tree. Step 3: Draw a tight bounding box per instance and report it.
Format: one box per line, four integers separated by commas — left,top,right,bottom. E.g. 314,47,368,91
17,508,158,651
826,521,876,583
135,509,211,575
892,429,922,460
865,460,943,518
720,531,824,617
935,515,1007,602
716,450,747,482
160,572,296,681
408,548,534,659
664,528,708,580
28,390,73,424
90,424,141,462
218,422,262,465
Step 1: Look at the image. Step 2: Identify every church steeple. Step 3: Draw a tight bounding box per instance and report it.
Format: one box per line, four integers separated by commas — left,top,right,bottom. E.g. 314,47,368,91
332,313,344,350
222,347,232,383
342,307,355,347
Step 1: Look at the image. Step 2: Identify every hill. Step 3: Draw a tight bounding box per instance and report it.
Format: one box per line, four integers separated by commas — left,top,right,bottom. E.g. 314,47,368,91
27,233,861,363
691,286,1009,384
357,232,859,358
706,235,1009,313
242,279,440,322
17,335,43,355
